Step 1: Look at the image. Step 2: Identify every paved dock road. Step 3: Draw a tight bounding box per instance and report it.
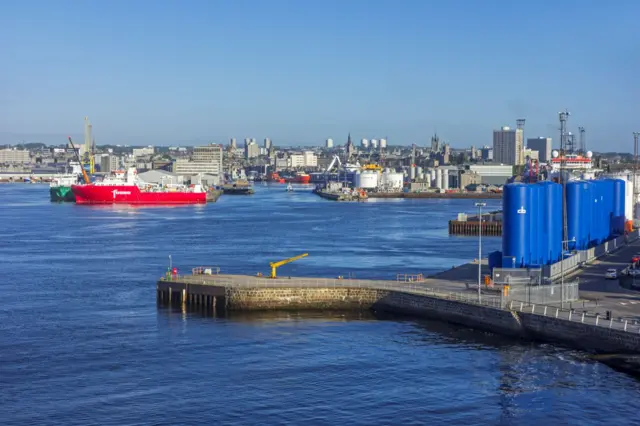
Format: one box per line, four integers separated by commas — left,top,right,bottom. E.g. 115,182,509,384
574,238,640,320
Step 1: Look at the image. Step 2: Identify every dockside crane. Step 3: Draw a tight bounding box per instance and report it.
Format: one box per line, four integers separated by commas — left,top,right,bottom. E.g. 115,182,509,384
269,253,309,278
68,136,91,184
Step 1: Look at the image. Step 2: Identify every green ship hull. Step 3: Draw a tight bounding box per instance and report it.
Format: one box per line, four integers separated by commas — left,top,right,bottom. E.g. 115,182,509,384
50,186,76,202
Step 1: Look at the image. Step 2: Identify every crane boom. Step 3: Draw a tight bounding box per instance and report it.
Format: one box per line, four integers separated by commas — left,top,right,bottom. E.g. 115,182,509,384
269,253,308,278
68,136,91,184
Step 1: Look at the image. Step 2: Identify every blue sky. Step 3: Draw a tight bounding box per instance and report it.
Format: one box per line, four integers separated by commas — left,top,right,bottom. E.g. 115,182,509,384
1,0,638,150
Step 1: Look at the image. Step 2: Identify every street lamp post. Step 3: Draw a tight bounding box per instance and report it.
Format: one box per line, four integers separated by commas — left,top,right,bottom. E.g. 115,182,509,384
560,237,575,309
475,202,487,302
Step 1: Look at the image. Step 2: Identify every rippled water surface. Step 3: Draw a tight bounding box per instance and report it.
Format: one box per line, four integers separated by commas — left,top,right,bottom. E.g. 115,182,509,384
1,184,639,425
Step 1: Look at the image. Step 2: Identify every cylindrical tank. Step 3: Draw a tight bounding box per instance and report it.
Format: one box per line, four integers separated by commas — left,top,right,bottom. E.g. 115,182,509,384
380,138,387,149
409,166,416,180
528,184,540,265
611,178,625,236
382,172,404,189
502,183,531,268
591,180,604,245
361,138,369,148
430,170,436,187
580,181,593,249
488,250,503,273
416,166,423,176
357,170,378,189
566,181,582,250
435,169,442,189
625,177,633,222
443,169,449,190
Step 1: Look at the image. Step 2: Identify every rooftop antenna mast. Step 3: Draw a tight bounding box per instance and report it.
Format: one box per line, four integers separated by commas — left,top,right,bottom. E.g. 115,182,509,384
578,127,585,154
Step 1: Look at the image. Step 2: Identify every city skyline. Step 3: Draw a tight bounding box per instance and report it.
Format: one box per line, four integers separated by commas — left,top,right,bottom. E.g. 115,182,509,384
1,1,638,151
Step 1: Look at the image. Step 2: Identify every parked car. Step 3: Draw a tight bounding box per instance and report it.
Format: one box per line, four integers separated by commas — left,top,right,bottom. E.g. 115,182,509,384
605,269,618,279
629,269,640,277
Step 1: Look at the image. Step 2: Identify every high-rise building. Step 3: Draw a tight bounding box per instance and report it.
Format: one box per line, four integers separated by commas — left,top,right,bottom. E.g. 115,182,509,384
326,138,334,148
493,126,524,165
379,138,387,149
264,138,272,150
100,154,120,173
230,138,237,149
527,137,552,163
361,138,369,148
245,142,260,159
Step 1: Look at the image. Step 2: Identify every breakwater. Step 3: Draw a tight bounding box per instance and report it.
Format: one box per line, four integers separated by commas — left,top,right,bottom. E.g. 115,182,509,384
157,274,640,358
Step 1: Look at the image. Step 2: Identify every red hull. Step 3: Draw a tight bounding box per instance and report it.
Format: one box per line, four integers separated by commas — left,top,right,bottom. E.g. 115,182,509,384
71,184,206,205
294,175,311,184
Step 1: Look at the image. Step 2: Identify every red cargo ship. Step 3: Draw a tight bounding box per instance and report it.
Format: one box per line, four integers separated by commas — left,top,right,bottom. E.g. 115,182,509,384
287,172,311,184
71,168,206,205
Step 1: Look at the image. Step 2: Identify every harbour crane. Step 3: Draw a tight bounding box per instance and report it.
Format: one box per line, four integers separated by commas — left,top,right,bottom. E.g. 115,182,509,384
68,137,91,184
269,253,308,278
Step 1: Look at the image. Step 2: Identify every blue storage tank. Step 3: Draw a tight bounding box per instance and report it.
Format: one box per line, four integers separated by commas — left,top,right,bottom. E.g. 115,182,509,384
593,180,606,244
538,181,563,264
502,183,531,268
581,181,594,248
488,250,502,273
602,179,614,239
566,181,582,250
529,184,541,264
613,179,626,235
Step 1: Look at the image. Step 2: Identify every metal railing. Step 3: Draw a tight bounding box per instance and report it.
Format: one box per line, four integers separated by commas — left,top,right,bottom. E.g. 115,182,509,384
509,300,640,334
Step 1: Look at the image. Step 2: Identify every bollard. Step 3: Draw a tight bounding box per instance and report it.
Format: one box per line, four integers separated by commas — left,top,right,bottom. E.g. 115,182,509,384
531,304,535,313
581,312,585,323
556,308,559,318
520,302,523,311
595,316,599,326
509,301,513,310
543,306,547,316
568,311,572,321
609,317,613,328
625,320,628,331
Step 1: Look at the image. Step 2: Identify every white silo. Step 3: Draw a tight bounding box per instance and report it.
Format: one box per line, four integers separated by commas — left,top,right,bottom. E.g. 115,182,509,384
442,169,449,190
387,172,404,189
430,169,436,187
435,169,442,189
416,166,424,180
326,138,334,148
380,138,387,149
409,166,416,180
371,139,378,149
361,138,369,148
357,170,378,189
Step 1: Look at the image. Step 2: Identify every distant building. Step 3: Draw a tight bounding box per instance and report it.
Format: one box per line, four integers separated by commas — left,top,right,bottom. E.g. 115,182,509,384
264,138,272,150
326,138,334,148
289,151,317,168
0,149,29,164
460,171,482,188
132,146,154,158
527,137,552,163
431,134,440,152
523,148,539,161
172,143,223,185
230,138,237,149
493,126,524,166
480,146,493,161
379,138,387,149
245,142,260,159
361,139,369,149
138,169,181,185
100,154,120,173
468,164,513,185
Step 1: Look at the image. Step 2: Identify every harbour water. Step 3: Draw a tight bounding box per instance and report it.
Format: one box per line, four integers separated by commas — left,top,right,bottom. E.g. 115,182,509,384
1,184,639,425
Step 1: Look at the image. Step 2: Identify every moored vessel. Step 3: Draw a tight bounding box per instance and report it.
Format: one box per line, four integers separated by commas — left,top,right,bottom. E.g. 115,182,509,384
49,162,83,202
71,168,206,205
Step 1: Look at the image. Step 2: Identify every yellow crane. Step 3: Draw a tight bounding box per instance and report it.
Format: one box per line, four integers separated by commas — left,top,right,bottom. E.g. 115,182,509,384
269,253,308,278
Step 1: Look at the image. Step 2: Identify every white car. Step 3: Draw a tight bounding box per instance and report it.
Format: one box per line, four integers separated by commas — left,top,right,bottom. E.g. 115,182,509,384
605,269,617,279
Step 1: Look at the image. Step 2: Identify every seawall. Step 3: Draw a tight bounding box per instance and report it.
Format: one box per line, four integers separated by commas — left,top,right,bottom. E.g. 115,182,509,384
157,280,640,358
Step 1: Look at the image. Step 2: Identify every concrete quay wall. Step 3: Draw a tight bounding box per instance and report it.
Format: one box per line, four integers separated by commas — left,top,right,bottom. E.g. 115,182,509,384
372,291,523,337
227,287,387,311
520,313,640,354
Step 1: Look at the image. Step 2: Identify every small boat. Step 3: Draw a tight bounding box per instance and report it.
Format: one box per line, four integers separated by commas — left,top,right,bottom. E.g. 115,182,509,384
286,183,293,192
